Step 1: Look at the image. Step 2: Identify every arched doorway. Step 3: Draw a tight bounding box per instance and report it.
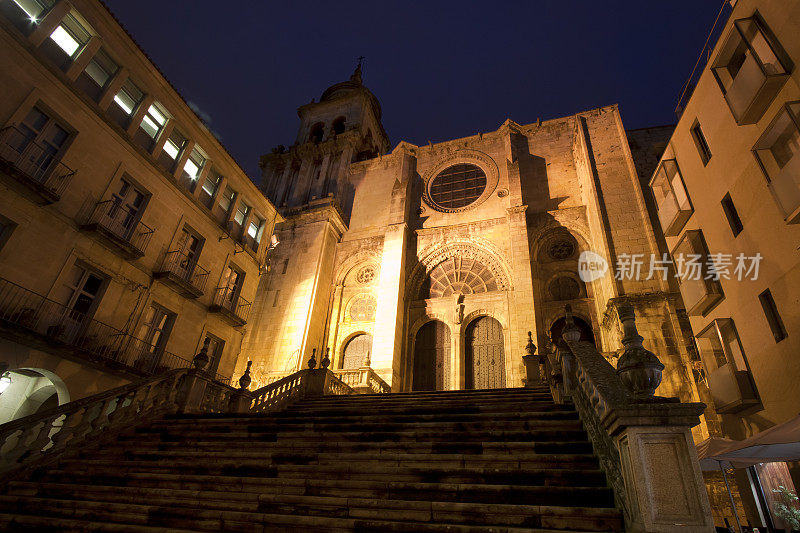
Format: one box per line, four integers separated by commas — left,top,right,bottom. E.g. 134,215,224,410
0,368,69,424
550,315,595,345
413,320,450,391
341,333,372,370
465,316,506,389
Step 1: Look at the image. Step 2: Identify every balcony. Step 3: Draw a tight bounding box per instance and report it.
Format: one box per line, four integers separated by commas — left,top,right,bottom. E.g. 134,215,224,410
712,16,790,125
79,200,154,259
209,287,251,327
154,251,210,299
696,319,761,414
753,102,800,223
649,159,693,236
0,277,193,378
0,126,76,203
672,230,724,316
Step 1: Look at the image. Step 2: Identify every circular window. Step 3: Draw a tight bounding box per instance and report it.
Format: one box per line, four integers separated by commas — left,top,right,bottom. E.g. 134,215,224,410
429,164,487,210
356,266,375,284
548,277,581,301
349,294,377,321
548,239,576,261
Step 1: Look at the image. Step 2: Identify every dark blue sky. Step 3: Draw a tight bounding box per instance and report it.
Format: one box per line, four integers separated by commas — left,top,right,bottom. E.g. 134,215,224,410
103,1,726,178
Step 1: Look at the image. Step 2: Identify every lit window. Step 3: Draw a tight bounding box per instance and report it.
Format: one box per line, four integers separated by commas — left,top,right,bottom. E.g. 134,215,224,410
649,159,693,236
139,103,167,140
113,79,144,116
1,0,54,34
202,169,220,197
10,0,53,21
247,215,264,241
234,202,250,225
82,48,117,89
183,147,205,181
753,102,800,223
48,14,89,58
163,130,187,161
218,186,236,213
712,14,789,124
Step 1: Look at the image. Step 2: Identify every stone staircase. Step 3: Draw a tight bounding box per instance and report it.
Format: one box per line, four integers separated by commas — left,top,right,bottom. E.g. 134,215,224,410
0,385,624,532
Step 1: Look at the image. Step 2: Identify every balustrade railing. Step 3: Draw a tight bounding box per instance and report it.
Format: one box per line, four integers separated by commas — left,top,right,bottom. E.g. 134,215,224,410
0,277,193,376
0,125,76,200
211,287,251,323
156,250,210,294
82,200,154,256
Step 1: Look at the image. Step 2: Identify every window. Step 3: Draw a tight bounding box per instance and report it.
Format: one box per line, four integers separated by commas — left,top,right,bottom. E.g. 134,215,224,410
214,186,236,223
281,258,289,275
179,146,206,190
349,294,377,321
690,122,712,165
110,79,144,128
199,168,221,208
711,14,790,124
696,318,759,414
219,265,244,309
174,226,202,277
649,159,693,236
429,164,487,210
53,263,105,319
203,333,225,375
671,230,724,316
106,177,146,239
721,193,744,236
4,106,70,183
332,117,346,135
758,289,787,342
159,129,187,171
42,14,90,69
0,0,54,34
309,122,324,144
753,102,800,223
136,304,175,356
139,103,167,141
77,48,117,101
234,202,250,226
272,289,280,307
246,214,264,251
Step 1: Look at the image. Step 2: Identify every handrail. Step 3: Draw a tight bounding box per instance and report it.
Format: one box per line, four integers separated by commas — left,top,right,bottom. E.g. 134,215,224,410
211,287,251,322
0,368,188,477
0,125,76,199
334,367,390,394
0,277,193,377
82,199,154,254
157,250,210,293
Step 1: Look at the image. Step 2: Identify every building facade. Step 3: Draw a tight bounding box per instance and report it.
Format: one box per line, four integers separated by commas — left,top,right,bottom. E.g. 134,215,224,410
241,65,714,440
646,0,800,529
0,0,279,422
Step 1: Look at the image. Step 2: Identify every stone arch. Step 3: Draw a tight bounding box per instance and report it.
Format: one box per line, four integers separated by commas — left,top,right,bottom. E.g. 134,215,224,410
422,256,498,299
309,122,324,144
338,330,373,369
331,116,346,135
408,240,512,300
334,250,381,287
529,223,593,263
0,368,69,424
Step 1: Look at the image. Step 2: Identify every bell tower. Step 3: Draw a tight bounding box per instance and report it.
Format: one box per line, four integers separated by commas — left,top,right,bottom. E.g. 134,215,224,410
260,62,390,218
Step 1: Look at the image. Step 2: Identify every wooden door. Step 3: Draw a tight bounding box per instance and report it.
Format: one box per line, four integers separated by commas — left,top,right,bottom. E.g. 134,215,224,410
413,320,450,391
465,316,505,389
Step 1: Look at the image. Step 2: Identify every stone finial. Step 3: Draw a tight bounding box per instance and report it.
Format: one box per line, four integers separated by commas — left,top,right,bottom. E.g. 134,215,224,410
321,347,330,369
239,360,252,390
307,349,317,369
562,304,582,343
524,331,537,357
615,302,664,398
363,350,371,368
192,338,210,370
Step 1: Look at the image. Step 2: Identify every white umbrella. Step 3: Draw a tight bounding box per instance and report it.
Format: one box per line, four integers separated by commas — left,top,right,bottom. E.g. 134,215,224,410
717,414,800,465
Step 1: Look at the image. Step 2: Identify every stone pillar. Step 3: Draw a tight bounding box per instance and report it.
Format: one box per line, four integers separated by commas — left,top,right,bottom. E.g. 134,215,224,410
605,404,715,533
371,222,407,388
505,205,537,386
126,94,155,137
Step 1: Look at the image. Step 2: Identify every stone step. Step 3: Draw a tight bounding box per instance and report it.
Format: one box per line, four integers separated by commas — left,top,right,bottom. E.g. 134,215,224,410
288,398,558,411
279,402,573,418
78,449,600,470
54,458,608,486
5,482,622,531
106,438,595,455
0,512,199,533
33,470,617,508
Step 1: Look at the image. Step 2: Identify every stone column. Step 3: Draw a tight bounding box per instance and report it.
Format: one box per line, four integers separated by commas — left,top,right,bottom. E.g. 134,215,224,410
505,205,537,387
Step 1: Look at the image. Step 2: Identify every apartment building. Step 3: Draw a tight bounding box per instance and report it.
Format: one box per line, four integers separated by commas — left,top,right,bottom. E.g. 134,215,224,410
647,0,800,528
0,0,280,422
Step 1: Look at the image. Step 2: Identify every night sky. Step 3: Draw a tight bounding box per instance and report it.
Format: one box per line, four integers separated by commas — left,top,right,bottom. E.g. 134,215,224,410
102,1,725,178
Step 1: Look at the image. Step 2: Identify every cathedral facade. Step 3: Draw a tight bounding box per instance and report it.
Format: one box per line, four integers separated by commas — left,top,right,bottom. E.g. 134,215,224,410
239,67,709,426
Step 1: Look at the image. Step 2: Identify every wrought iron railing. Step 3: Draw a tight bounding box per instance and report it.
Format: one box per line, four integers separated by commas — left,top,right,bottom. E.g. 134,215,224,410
0,125,76,199
211,287,251,323
157,250,210,293
0,277,193,377
82,200,154,255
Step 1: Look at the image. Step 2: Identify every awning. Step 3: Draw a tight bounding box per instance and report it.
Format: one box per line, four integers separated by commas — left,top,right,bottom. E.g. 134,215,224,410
718,414,800,466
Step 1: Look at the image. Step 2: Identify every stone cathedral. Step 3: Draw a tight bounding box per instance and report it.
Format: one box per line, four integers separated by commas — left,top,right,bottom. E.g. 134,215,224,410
237,66,708,419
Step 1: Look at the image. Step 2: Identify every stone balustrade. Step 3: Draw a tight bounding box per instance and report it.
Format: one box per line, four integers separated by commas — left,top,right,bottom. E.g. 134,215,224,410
534,304,714,532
